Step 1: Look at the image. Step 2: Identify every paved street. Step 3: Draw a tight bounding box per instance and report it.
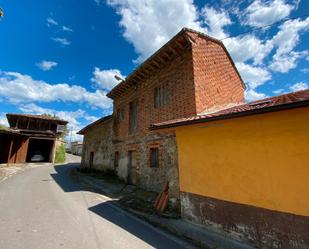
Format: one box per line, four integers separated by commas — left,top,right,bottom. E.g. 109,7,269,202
0,156,194,249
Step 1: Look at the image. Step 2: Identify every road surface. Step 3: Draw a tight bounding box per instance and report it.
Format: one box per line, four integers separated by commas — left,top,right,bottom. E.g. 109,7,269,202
0,156,195,249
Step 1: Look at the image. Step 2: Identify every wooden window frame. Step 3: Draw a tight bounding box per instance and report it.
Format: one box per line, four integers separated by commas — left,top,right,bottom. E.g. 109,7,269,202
129,100,138,134
116,108,125,123
149,147,159,168
154,84,170,108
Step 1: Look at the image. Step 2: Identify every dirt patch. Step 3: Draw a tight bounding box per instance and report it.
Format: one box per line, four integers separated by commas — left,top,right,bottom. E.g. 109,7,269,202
72,167,180,217
76,167,124,184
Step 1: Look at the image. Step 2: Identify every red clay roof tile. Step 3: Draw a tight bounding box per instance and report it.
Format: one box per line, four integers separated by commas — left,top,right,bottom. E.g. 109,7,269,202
151,89,309,129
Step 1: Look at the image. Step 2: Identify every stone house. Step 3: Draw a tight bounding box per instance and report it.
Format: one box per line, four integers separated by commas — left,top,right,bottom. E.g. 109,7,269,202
78,115,113,171
70,141,83,156
79,28,245,200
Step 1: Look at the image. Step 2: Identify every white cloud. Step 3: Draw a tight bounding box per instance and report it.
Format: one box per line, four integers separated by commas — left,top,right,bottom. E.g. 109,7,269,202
47,17,58,26
52,37,71,46
91,67,124,90
269,50,308,73
268,17,309,73
201,6,231,39
104,0,308,99
289,82,308,92
107,0,203,62
224,35,272,64
245,89,268,102
236,62,271,89
62,26,73,32
0,113,9,127
271,17,309,56
0,71,112,110
273,88,285,95
236,62,271,102
243,0,294,27
36,60,58,71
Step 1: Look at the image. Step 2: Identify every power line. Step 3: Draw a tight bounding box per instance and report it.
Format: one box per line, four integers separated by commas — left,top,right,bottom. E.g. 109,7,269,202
221,13,309,41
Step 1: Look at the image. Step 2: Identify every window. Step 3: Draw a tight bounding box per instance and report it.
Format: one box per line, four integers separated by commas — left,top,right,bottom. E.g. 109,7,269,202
150,148,159,168
154,84,170,108
129,100,138,134
116,108,125,123
114,151,119,168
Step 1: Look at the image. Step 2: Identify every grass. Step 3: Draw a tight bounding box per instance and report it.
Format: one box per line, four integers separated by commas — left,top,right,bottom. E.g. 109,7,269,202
55,143,66,163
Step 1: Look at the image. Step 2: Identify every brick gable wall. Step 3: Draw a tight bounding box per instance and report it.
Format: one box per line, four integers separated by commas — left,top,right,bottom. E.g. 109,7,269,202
190,32,245,114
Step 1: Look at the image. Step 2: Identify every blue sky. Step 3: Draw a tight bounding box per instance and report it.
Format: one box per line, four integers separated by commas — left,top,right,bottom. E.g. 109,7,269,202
0,0,308,140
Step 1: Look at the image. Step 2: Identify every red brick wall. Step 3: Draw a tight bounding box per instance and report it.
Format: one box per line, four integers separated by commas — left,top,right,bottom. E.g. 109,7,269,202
190,33,245,114
113,49,196,140
110,31,245,199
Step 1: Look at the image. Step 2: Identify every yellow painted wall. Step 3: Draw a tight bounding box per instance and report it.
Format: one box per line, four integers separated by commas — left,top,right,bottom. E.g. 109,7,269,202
176,107,309,216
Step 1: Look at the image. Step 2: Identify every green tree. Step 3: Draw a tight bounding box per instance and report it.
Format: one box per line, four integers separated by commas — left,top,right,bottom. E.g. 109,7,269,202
0,124,8,130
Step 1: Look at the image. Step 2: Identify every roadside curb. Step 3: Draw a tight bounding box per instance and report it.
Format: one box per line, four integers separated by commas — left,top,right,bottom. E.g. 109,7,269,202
72,169,256,249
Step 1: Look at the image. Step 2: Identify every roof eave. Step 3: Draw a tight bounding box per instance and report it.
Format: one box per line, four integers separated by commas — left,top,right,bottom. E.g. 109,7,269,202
150,99,309,130
107,28,194,99
77,115,112,135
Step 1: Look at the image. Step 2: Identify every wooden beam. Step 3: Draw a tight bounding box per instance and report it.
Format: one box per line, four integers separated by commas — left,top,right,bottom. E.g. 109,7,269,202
168,45,178,55
130,78,139,85
147,62,159,71
155,55,166,64
140,66,152,75
163,51,173,60
151,60,161,68
175,40,186,49
184,33,196,44
136,70,147,78
133,74,144,81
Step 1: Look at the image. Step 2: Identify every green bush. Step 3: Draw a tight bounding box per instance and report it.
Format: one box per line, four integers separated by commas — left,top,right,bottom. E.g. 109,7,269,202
55,143,66,163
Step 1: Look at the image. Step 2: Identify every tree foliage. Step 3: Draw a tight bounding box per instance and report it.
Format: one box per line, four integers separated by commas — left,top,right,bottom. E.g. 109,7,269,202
0,124,8,130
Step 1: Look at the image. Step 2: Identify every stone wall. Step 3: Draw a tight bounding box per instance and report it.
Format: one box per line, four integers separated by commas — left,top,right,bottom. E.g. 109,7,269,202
81,119,113,171
114,130,179,199
110,48,195,199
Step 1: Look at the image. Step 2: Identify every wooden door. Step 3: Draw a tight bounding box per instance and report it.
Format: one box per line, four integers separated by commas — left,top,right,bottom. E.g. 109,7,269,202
89,152,94,169
128,151,138,185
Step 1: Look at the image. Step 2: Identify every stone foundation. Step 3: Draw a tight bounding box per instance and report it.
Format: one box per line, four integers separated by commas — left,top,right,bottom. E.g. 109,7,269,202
181,192,309,249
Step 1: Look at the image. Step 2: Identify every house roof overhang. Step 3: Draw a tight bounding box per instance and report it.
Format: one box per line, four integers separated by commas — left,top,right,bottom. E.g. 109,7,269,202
106,28,246,99
150,89,309,130
77,115,112,135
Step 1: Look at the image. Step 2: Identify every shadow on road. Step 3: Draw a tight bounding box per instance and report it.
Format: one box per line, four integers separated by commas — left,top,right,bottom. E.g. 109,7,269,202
89,202,183,249
51,163,102,194
50,163,185,249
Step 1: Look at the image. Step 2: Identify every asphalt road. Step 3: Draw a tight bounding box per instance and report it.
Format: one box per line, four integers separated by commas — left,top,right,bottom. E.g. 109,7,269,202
0,155,195,249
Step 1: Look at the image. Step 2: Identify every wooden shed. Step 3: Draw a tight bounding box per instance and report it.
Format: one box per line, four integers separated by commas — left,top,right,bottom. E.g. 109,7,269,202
0,114,68,164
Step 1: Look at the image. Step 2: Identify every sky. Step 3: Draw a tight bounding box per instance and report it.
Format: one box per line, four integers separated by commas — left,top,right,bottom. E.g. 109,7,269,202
0,0,308,140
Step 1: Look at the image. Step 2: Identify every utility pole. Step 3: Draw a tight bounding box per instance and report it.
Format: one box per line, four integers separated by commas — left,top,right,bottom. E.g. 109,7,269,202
69,127,73,148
